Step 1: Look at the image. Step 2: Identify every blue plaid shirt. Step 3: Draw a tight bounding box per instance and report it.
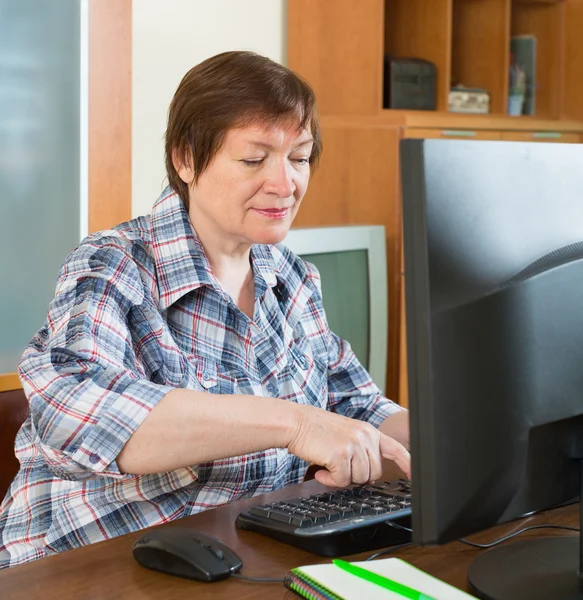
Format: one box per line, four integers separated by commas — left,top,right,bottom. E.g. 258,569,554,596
0,187,400,568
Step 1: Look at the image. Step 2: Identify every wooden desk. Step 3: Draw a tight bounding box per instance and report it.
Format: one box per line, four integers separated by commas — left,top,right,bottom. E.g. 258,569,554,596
0,476,578,600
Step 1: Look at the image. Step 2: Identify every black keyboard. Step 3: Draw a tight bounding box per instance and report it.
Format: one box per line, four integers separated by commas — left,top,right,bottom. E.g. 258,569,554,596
235,479,412,556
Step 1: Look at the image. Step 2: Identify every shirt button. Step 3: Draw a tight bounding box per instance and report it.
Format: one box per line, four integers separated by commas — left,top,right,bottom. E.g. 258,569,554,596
202,371,212,381
89,454,100,464
266,383,277,396
298,355,309,370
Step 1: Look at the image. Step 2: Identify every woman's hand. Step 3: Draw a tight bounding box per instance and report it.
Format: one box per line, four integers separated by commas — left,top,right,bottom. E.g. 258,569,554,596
287,405,411,488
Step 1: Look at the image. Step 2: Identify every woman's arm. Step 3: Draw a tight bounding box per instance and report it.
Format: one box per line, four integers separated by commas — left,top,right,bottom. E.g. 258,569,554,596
116,389,298,473
117,388,410,484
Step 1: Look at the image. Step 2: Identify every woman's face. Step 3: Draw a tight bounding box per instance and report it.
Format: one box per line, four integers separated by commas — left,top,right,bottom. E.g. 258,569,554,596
178,120,313,250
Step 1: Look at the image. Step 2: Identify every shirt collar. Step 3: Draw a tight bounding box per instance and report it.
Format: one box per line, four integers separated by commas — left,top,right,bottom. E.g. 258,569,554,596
150,187,280,310
251,244,278,295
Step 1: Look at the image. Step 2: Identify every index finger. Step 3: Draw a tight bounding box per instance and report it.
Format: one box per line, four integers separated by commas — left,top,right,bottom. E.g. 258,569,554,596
379,434,411,479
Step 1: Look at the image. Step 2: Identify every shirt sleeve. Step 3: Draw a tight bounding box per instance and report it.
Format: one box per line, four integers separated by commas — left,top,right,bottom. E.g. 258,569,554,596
18,241,174,482
326,330,404,427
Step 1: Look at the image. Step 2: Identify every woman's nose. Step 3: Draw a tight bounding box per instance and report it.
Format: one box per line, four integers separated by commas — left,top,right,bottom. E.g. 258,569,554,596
264,161,295,197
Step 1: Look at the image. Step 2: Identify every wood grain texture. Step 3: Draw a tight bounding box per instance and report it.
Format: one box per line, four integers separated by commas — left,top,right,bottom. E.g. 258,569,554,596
288,0,384,116
511,1,563,119
385,0,453,111
88,0,132,233
294,123,402,401
0,465,578,600
0,373,21,392
452,0,511,113
561,0,583,122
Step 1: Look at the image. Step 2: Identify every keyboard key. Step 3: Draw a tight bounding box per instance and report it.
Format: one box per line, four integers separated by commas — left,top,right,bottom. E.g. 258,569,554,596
268,510,296,524
290,515,312,527
249,506,271,518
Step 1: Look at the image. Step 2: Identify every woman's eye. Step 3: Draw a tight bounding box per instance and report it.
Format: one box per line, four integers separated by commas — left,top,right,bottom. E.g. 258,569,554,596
292,157,310,166
241,159,264,167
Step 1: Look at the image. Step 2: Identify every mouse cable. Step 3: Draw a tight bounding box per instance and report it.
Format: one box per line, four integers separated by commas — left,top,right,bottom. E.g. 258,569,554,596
383,520,580,549
230,572,285,583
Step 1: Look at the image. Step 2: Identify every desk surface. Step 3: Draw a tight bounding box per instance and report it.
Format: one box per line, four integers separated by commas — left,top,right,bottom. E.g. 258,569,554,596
0,473,579,600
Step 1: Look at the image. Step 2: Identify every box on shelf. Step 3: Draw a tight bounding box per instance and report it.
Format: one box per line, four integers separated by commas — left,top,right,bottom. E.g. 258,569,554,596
448,87,490,114
383,57,437,111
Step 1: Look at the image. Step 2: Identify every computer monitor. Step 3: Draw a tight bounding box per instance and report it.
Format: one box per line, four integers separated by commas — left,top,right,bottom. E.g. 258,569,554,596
401,138,583,600
283,225,388,393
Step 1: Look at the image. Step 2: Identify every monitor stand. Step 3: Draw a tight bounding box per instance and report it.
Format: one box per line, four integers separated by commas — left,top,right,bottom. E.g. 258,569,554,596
467,468,582,600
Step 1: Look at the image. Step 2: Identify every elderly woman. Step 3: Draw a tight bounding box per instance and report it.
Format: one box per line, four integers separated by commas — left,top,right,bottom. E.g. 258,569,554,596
0,51,409,568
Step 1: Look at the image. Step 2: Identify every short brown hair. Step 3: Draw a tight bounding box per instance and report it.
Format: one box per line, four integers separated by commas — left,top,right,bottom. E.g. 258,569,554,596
164,51,322,209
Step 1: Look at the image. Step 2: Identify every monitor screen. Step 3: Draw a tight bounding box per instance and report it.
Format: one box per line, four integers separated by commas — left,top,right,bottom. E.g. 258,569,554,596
401,138,583,600
300,250,370,370
283,225,387,392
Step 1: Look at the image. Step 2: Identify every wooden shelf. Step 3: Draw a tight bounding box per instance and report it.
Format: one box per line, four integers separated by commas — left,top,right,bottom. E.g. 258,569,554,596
319,111,583,132
379,110,583,131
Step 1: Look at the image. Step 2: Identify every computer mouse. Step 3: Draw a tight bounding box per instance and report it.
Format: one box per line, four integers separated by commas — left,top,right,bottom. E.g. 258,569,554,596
132,526,243,582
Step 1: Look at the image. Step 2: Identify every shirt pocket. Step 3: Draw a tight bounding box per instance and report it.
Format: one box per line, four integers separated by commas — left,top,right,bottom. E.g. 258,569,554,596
283,335,328,407
182,353,255,396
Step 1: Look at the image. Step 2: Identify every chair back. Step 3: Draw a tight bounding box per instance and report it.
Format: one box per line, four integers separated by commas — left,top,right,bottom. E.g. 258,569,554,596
0,389,29,500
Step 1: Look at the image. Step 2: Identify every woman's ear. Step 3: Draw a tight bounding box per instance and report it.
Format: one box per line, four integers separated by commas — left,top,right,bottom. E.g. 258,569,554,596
172,147,195,185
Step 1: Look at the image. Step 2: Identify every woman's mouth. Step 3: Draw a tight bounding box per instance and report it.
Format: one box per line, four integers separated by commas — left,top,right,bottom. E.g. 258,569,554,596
252,208,289,219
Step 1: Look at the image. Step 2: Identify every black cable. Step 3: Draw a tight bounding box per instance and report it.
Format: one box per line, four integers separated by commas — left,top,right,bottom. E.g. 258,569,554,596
371,520,580,559
385,518,580,549
458,524,580,549
365,541,413,561
230,572,285,583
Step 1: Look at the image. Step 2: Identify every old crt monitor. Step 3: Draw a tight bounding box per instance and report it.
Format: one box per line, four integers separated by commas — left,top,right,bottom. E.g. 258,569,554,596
283,225,388,392
401,138,583,600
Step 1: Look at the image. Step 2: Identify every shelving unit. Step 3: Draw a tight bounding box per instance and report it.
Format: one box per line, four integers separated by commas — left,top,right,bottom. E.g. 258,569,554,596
288,0,583,405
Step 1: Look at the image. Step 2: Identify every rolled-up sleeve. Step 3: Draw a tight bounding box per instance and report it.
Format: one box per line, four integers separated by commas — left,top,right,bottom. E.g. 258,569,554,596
18,243,173,481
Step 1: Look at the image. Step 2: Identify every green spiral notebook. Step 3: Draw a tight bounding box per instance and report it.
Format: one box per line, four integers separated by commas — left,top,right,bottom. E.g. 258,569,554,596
284,557,478,600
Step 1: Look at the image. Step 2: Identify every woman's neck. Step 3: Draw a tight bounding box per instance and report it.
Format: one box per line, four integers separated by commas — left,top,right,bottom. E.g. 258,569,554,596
192,223,255,318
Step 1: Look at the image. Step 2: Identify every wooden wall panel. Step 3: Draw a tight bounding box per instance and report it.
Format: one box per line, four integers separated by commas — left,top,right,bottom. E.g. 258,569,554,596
561,0,583,122
294,123,402,401
288,0,384,116
88,0,132,233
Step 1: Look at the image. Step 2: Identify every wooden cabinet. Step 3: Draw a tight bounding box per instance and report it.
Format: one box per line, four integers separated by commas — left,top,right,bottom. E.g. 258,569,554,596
288,0,583,404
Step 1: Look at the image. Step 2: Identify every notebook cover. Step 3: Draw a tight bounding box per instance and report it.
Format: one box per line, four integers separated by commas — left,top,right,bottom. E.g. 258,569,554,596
286,558,478,600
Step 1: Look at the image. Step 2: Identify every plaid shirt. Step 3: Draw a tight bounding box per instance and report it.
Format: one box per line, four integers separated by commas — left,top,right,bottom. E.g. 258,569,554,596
0,187,400,568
